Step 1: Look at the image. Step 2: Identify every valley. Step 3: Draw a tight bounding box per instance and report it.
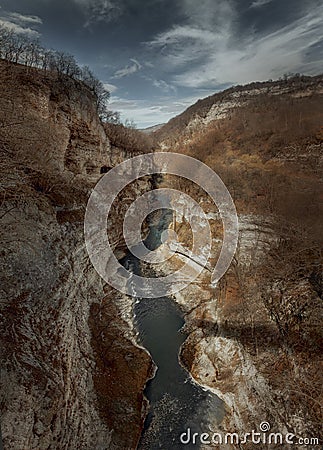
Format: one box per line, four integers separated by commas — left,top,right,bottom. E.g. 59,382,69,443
0,59,322,449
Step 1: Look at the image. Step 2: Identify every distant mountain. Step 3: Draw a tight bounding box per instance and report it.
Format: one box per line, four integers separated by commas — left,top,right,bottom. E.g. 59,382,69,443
140,123,165,134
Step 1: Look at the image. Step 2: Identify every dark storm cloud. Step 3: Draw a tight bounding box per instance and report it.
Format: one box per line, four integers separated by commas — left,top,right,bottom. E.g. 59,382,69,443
144,0,322,87
235,0,322,41
0,0,322,126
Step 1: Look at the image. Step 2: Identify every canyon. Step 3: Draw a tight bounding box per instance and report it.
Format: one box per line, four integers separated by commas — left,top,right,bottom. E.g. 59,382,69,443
0,60,322,449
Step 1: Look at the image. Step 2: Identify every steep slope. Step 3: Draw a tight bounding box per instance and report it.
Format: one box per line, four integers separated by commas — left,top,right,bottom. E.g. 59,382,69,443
0,61,154,449
155,74,323,148
155,75,323,447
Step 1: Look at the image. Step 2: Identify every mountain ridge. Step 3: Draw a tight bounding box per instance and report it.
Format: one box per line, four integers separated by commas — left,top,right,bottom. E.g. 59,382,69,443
154,74,323,146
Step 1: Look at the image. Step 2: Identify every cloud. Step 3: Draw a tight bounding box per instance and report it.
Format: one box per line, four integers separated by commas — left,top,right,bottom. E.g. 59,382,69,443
108,94,206,127
179,0,235,31
145,25,221,80
0,10,42,36
250,0,273,8
148,26,216,48
6,12,43,25
74,0,124,27
145,0,235,72
0,20,40,37
152,79,177,93
147,2,323,88
141,74,177,93
112,58,142,78
103,82,118,93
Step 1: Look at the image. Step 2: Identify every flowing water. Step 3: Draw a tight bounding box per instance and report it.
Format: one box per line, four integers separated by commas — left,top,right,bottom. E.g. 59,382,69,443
135,297,224,449
122,206,224,449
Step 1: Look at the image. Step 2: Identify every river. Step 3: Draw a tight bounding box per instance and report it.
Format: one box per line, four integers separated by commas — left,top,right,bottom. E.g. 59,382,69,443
121,204,224,449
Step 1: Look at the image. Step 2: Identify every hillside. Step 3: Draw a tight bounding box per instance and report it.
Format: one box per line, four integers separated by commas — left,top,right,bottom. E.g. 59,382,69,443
155,74,323,147
153,75,323,446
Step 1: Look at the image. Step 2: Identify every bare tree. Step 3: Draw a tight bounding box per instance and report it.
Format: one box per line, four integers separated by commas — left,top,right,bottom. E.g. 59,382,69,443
0,25,111,120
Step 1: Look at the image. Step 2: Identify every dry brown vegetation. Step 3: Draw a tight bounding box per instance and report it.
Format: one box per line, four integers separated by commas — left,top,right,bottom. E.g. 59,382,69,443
154,74,323,144
104,122,154,154
0,24,110,117
216,216,323,437
156,77,323,442
161,91,323,222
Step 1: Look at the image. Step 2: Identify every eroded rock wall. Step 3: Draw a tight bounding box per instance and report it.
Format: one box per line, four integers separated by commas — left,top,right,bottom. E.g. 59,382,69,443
0,61,153,450
155,76,323,448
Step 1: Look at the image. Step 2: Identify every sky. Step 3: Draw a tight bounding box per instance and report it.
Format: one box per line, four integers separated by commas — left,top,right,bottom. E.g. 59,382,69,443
0,0,322,127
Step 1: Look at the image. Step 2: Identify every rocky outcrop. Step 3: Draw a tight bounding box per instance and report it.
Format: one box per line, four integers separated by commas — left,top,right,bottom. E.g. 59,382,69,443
160,210,322,449
155,75,323,448
0,61,153,449
155,74,323,149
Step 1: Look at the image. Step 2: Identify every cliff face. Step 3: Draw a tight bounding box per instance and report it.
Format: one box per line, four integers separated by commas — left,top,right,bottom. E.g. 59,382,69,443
155,76,323,447
0,61,153,449
155,75,323,148
1,60,322,449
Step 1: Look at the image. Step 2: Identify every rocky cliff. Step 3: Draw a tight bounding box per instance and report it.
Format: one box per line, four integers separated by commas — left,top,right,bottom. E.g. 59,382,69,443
1,61,322,449
0,61,153,450
154,75,323,448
